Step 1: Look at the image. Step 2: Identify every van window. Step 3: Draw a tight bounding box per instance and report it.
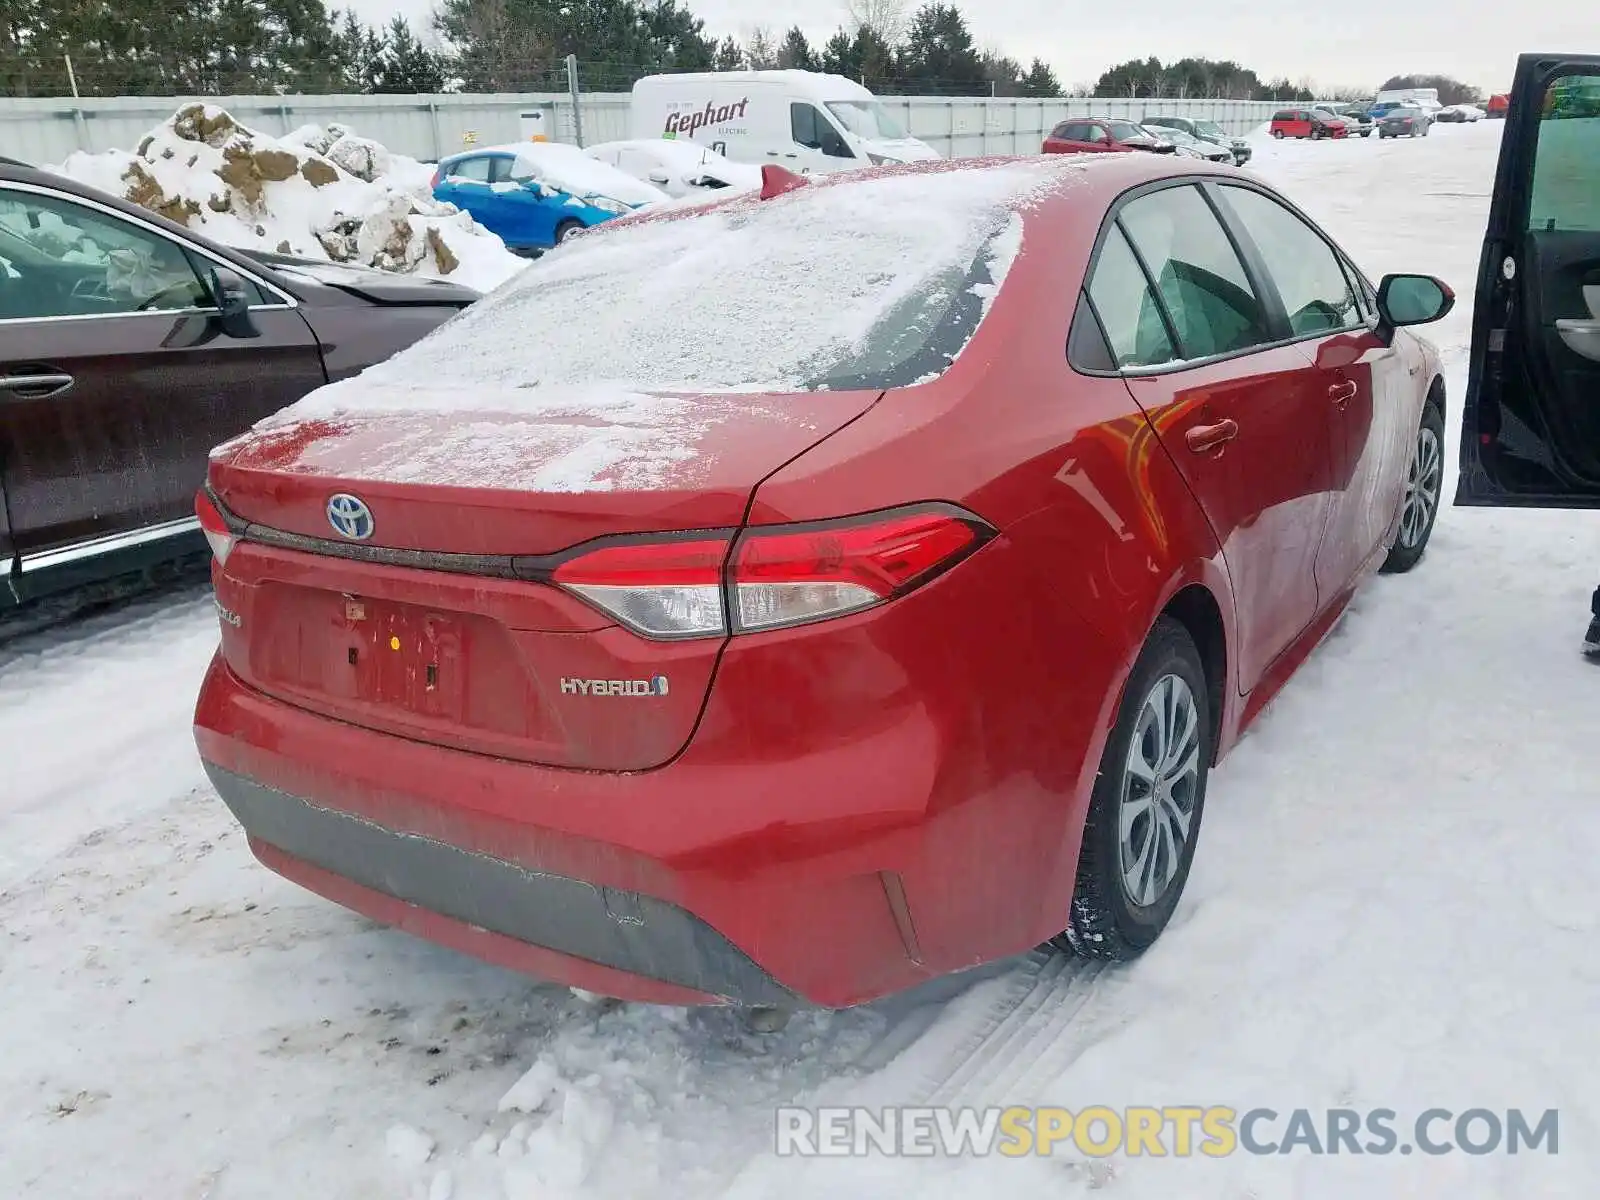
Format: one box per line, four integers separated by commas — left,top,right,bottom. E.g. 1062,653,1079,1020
790,103,855,159
827,100,906,141
1273,111,1292,122
1527,74,1600,233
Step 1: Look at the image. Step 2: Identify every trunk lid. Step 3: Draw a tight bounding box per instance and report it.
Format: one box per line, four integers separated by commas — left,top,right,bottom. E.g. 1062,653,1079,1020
206,389,878,771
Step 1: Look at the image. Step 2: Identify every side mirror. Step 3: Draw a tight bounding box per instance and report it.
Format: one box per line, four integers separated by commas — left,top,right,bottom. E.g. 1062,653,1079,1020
1376,273,1455,332
209,266,257,339
647,170,670,186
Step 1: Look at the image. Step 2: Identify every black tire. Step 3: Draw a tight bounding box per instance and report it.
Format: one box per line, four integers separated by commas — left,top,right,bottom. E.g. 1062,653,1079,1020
1272,129,1285,139
1061,617,1212,961
553,220,583,245
1380,399,1445,574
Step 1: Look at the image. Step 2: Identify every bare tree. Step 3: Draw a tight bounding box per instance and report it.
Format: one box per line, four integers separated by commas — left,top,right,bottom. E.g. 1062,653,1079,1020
844,0,907,46
745,26,778,71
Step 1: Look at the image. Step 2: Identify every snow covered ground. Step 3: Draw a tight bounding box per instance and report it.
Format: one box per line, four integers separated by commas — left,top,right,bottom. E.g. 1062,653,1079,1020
4,120,1599,1199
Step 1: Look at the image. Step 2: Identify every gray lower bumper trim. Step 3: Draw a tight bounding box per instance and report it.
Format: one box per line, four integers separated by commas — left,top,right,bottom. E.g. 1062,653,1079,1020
203,763,794,1006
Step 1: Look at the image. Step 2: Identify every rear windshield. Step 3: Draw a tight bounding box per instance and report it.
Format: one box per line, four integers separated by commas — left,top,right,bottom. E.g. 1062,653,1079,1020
295,164,1062,406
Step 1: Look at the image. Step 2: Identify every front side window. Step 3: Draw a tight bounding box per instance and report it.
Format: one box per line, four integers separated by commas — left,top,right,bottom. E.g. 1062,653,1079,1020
827,100,906,141
1528,74,1600,232
1118,185,1270,360
1085,223,1177,369
791,104,854,157
1219,186,1362,335
0,188,211,320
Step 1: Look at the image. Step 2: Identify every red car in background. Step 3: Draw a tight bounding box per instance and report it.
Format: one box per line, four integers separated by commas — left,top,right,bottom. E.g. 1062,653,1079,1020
1043,117,1176,154
1485,92,1510,118
1270,107,1349,139
194,155,1453,1010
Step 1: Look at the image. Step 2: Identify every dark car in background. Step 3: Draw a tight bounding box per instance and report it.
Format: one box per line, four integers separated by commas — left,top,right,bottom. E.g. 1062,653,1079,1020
1141,115,1252,164
1457,52,1600,512
1378,106,1434,138
1042,118,1177,155
0,161,478,608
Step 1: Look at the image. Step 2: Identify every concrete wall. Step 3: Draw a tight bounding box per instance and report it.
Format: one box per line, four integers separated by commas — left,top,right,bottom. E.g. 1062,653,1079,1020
1,91,1291,165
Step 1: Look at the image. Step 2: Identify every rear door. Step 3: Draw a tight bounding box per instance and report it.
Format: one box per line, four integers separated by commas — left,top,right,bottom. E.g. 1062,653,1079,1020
0,182,323,567
1457,53,1600,508
1096,182,1338,691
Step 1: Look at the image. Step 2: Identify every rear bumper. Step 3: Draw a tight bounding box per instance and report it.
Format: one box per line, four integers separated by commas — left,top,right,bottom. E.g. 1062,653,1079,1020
206,762,793,1005
194,625,1106,1007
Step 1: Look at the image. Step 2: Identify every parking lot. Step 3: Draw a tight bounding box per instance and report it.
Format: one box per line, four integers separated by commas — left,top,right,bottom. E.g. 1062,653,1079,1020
4,120,1599,1200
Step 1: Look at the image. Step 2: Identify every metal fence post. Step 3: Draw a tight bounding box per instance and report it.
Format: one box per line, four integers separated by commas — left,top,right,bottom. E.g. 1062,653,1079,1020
565,55,585,147
427,98,443,160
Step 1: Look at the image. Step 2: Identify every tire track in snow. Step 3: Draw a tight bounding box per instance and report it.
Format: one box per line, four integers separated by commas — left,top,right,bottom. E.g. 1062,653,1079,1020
836,948,1113,1115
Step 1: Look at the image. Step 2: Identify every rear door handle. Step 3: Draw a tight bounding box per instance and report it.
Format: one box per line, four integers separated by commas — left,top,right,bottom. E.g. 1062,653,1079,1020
1328,380,1358,408
1184,418,1239,454
0,372,74,399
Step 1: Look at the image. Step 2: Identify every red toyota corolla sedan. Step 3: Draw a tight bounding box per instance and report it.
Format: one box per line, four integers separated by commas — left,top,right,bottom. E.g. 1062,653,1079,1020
193,154,1452,1009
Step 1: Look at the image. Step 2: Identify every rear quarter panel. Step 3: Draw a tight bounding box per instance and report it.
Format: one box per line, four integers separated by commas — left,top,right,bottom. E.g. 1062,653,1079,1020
297,304,462,381
739,177,1236,958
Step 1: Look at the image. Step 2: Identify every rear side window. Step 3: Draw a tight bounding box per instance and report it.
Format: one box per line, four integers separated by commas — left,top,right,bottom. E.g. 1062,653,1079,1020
1217,186,1362,335
447,156,491,182
1274,111,1293,122
1117,185,1270,359
1527,73,1600,232
1085,224,1177,369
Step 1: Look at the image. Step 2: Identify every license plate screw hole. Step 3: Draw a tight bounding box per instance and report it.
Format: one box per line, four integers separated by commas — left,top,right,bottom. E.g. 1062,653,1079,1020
426,664,438,691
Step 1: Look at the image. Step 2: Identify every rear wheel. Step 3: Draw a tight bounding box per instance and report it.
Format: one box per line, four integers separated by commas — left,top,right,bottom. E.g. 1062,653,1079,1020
554,220,583,245
1273,129,1285,139
1061,617,1212,960
1380,399,1445,574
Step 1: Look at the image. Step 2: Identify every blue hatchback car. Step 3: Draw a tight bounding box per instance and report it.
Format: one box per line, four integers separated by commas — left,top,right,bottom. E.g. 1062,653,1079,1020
431,142,668,253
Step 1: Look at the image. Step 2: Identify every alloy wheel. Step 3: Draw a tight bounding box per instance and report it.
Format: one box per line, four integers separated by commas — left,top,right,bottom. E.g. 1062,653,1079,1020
1399,423,1442,549
1118,674,1202,908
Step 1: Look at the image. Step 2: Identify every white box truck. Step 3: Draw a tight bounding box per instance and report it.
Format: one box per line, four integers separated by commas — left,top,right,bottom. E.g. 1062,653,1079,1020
630,70,940,175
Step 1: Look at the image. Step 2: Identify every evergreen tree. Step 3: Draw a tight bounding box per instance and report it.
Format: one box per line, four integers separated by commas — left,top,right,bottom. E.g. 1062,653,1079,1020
365,17,447,93
744,26,777,70
1019,57,1061,98
714,35,744,71
777,26,817,72
897,3,984,95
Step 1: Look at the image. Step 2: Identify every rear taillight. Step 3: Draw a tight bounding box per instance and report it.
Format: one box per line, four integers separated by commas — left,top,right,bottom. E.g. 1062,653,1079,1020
551,537,727,639
195,491,236,566
430,167,442,189
731,511,980,632
546,506,991,640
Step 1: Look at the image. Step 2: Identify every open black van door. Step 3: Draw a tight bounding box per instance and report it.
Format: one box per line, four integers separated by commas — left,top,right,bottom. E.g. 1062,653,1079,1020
1457,53,1600,508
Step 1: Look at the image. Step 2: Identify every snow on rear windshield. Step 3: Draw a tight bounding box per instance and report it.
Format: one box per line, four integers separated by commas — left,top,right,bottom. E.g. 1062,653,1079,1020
274,162,1067,421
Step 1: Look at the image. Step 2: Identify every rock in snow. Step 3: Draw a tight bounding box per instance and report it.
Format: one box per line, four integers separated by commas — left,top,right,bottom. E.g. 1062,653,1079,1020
48,103,526,293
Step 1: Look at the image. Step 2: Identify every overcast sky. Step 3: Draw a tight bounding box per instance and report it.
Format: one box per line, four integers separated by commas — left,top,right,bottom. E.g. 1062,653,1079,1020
350,0,1587,93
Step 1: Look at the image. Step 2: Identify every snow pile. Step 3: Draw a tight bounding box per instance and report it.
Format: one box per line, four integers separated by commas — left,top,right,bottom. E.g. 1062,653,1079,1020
48,104,525,292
